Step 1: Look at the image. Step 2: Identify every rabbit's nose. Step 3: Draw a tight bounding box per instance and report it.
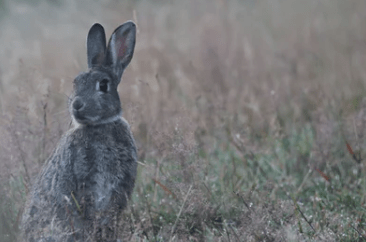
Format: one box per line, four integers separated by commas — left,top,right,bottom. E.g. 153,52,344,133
72,98,85,111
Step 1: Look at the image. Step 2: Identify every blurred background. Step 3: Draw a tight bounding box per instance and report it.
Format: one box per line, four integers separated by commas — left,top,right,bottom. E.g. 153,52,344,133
1,0,366,241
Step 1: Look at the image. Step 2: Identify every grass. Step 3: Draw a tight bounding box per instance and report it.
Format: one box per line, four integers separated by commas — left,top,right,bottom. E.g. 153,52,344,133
1,0,366,241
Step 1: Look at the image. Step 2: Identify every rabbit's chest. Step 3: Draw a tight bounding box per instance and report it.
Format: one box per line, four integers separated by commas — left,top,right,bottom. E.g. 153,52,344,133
70,136,128,204
61,124,135,211
72,137,125,182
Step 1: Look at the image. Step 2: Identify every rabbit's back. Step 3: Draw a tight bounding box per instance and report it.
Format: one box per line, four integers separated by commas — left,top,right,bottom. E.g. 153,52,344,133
22,118,137,241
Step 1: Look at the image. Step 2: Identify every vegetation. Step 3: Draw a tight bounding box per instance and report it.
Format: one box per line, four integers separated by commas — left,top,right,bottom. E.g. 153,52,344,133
1,0,366,241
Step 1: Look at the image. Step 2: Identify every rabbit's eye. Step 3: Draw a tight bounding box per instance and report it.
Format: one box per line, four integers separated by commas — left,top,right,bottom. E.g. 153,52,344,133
98,79,109,93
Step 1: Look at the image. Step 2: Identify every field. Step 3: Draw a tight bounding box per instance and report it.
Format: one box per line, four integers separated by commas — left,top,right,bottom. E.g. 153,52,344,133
1,0,366,241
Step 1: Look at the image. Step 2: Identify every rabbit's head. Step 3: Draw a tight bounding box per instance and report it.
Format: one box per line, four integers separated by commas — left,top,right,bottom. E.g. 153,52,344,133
70,22,136,126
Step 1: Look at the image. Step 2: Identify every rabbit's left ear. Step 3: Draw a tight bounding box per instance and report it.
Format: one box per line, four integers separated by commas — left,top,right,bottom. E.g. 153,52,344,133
87,23,107,68
105,21,136,83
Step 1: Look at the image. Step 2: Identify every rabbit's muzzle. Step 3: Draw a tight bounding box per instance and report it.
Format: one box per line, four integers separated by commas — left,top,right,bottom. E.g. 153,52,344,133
72,97,85,111
72,96,91,124
71,93,122,126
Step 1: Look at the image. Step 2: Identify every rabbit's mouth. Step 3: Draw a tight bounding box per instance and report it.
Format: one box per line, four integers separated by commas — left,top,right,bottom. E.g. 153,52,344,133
73,110,122,126
73,110,103,125
73,112,95,125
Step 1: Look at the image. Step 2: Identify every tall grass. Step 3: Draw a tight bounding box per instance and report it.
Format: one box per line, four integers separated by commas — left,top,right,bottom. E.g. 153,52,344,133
1,0,366,241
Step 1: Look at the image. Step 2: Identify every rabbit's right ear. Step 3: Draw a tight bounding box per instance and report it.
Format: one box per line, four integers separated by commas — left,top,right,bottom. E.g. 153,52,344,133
105,21,136,83
87,23,107,68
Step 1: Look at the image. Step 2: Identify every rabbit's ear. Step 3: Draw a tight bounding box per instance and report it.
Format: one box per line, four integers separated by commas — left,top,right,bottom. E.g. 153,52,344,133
105,21,136,82
87,23,107,68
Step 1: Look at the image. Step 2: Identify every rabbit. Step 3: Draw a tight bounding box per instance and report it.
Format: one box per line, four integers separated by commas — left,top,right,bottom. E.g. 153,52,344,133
21,21,138,242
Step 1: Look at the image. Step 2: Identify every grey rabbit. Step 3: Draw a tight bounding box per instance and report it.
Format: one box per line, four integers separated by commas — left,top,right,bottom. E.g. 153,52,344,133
21,21,138,242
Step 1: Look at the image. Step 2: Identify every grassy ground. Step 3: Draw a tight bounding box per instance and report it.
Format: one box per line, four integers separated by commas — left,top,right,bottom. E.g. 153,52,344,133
1,0,366,241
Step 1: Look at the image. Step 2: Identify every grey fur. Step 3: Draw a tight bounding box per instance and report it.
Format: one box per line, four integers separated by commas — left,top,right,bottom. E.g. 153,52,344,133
21,22,137,242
